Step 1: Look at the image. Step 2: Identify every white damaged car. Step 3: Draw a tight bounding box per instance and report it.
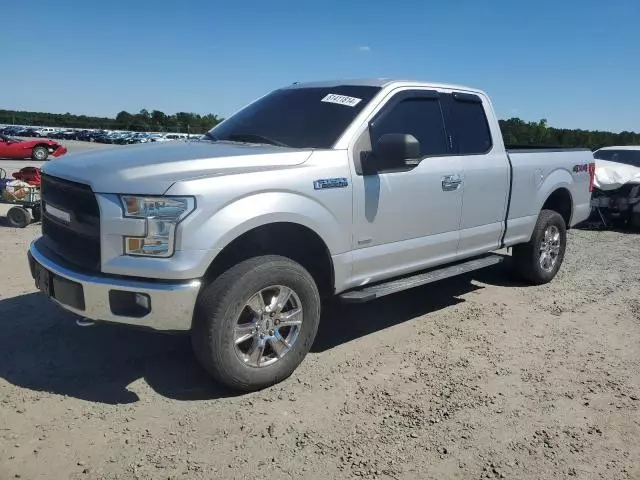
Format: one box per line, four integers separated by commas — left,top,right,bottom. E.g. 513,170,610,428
591,146,640,228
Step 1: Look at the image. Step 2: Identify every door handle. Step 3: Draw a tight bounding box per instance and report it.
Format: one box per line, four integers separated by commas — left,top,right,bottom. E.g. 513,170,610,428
441,174,462,191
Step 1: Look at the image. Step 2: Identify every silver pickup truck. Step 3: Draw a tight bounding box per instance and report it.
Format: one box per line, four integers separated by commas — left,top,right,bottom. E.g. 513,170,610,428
27,79,594,391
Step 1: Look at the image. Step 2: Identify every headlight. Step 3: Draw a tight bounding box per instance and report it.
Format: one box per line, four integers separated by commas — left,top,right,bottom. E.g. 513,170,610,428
120,196,195,257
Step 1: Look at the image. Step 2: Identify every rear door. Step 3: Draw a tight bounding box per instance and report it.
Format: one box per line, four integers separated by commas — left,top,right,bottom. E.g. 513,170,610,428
439,92,510,258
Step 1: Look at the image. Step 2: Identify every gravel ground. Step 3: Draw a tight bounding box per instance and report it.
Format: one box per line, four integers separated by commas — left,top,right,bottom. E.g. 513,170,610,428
1,174,639,479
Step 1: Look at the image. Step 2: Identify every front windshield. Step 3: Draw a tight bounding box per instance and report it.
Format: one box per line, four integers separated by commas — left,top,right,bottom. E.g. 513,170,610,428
206,85,381,149
594,149,640,168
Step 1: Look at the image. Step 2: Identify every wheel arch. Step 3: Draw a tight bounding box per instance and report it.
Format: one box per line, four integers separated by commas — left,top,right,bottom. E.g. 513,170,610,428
202,221,336,298
541,187,573,227
31,143,51,158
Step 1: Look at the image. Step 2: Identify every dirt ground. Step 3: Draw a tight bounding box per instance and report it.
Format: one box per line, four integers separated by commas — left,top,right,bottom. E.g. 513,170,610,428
1,181,639,479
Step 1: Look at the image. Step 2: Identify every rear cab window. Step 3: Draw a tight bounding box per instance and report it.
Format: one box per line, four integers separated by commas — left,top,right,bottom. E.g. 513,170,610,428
440,92,493,155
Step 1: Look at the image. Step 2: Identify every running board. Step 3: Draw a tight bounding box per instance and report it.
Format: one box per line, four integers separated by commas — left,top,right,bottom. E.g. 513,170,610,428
338,254,504,303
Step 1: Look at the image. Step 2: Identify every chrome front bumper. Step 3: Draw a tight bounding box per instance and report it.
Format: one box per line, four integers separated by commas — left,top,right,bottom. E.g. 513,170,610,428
28,239,201,331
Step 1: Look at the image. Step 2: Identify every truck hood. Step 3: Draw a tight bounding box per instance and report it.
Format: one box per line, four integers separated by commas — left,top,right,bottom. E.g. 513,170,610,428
41,140,313,194
594,159,640,191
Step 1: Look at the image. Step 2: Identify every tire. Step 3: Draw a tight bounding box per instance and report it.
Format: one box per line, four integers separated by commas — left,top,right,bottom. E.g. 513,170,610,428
6,207,32,228
31,146,49,161
191,255,321,391
512,209,567,285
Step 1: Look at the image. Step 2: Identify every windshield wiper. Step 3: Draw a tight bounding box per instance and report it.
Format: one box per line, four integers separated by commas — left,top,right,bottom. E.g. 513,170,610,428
225,133,290,148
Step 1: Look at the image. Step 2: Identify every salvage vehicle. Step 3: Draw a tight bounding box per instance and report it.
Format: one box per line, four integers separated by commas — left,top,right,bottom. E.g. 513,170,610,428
591,146,640,229
27,79,594,391
0,134,68,161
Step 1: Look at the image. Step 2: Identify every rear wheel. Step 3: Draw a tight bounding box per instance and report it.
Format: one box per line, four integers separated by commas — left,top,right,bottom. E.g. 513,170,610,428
31,146,49,161
512,209,567,284
191,255,321,391
6,207,32,228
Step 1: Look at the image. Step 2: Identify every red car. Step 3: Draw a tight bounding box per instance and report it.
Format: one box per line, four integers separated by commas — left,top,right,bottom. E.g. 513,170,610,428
0,134,68,161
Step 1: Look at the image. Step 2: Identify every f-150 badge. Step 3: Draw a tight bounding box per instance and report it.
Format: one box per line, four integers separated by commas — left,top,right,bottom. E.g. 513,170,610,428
313,178,349,190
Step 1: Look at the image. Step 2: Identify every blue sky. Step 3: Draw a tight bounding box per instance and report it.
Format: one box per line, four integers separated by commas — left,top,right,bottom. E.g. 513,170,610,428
1,0,638,132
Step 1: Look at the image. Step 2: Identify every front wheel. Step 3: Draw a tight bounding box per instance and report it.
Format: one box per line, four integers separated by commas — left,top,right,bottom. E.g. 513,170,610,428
191,255,321,391
31,146,49,161
512,209,567,285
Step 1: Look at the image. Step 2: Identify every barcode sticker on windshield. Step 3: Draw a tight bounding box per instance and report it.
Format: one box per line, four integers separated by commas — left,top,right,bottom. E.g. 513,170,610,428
321,94,362,107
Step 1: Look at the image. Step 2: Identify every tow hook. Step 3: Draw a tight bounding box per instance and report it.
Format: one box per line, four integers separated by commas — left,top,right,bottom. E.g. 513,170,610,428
76,318,95,327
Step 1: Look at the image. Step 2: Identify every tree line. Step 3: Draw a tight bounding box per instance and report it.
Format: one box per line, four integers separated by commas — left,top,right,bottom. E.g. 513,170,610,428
498,118,640,150
1,108,638,149
0,109,223,134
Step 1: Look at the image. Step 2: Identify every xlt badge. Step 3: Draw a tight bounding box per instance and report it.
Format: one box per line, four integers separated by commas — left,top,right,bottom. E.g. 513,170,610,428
313,178,349,190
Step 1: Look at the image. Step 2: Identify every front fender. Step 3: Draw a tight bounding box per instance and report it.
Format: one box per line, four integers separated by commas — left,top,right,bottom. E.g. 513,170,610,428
176,191,349,260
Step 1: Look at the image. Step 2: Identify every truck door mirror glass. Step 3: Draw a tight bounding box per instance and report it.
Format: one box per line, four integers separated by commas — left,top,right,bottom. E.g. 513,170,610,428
376,133,421,159
363,133,421,174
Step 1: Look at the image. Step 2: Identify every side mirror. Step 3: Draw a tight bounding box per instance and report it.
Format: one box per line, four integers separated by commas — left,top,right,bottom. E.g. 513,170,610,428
361,133,421,175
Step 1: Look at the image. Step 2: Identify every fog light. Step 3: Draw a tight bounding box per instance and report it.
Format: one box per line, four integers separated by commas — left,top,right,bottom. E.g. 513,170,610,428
135,293,150,310
109,290,151,318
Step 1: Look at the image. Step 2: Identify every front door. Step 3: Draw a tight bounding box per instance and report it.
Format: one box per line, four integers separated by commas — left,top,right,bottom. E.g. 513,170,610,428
349,90,464,287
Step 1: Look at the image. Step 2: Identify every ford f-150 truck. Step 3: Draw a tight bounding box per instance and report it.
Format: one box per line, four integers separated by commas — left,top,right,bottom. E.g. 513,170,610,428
27,79,594,391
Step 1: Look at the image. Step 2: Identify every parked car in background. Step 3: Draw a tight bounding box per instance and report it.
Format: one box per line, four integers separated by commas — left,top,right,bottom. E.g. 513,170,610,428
0,126,203,143
77,130,107,142
0,134,67,160
163,133,189,140
50,130,79,140
131,133,153,144
148,134,168,142
591,146,640,228
17,127,41,137
0,126,22,135
35,127,58,138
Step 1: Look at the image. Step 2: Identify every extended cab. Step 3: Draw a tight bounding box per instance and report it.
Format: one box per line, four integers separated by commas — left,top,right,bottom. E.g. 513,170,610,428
27,79,594,391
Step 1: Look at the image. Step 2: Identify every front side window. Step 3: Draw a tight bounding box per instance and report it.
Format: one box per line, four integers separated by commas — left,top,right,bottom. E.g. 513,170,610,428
206,85,381,149
370,97,449,160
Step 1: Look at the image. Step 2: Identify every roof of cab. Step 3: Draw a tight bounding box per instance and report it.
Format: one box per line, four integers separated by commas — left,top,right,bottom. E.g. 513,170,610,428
286,78,481,93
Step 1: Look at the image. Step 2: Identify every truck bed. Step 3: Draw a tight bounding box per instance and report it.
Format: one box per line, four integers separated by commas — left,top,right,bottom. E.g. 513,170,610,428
501,146,594,247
